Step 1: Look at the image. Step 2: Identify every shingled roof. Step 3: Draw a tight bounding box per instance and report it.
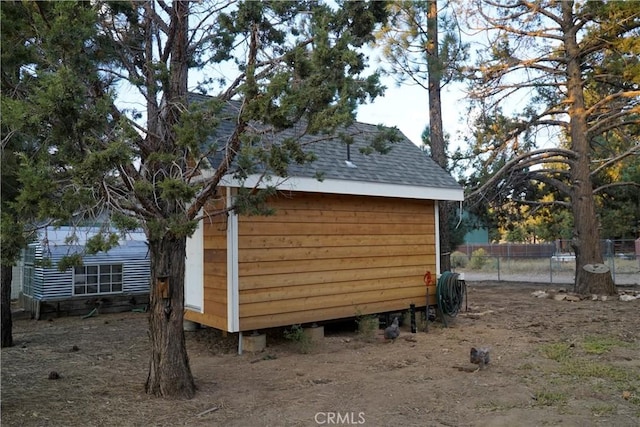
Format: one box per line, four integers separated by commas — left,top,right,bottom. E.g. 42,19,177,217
189,93,463,201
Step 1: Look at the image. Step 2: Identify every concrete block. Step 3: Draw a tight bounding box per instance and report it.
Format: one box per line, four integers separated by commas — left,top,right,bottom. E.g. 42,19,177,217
303,325,324,342
242,333,266,353
183,320,199,331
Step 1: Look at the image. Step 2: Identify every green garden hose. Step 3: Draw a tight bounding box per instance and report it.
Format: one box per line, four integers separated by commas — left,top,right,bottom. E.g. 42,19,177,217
436,271,466,327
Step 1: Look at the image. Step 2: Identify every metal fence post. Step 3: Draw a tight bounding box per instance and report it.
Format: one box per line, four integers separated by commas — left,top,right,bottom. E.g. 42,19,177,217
611,255,616,284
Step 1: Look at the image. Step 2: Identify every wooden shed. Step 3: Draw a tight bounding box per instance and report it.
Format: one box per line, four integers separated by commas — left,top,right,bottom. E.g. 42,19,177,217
183,103,464,333
19,226,150,318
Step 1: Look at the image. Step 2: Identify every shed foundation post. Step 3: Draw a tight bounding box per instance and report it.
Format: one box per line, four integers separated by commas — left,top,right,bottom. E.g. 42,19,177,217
242,331,266,353
303,324,324,342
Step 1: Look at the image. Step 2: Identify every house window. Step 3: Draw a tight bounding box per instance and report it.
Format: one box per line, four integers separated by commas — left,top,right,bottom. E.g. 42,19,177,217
73,264,123,295
22,247,36,297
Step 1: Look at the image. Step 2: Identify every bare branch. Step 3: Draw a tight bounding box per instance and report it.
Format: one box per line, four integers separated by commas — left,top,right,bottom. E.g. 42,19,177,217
591,143,640,177
588,113,640,137
593,181,640,195
187,22,261,219
585,90,640,117
467,147,576,200
528,171,572,197
519,199,571,208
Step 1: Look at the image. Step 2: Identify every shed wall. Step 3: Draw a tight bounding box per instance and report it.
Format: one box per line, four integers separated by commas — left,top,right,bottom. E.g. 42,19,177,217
236,192,437,331
184,197,229,330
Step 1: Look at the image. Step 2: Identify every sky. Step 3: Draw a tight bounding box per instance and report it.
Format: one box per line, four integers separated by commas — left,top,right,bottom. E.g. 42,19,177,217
355,77,471,152
119,71,472,152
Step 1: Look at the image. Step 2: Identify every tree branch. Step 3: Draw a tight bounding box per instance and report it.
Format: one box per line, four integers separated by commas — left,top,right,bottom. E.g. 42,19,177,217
591,143,640,177
593,181,640,195
585,90,640,117
187,22,261,219
467,147,576,201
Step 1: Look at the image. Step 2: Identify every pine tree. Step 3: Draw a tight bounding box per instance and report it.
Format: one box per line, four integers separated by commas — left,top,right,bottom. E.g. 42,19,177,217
462,0,640,295
2,0,389,397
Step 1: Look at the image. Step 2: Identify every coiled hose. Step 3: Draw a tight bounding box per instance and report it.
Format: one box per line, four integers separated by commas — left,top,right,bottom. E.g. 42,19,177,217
436,271,466,327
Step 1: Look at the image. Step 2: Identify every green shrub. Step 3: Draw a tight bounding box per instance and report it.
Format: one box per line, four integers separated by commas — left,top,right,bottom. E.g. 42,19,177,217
284,324,313,354
451,251,469,268
469,248,489,270
355,311,379,342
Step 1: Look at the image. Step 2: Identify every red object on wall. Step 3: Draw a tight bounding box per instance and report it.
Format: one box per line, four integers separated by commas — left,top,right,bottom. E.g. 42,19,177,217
424,271,433,286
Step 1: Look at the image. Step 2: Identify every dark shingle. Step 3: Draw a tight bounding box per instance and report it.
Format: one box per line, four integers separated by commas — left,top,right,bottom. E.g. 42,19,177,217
188,94,461,193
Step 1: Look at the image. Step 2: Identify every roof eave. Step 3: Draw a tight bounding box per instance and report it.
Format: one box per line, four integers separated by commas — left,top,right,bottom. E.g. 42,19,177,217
217,173,464,201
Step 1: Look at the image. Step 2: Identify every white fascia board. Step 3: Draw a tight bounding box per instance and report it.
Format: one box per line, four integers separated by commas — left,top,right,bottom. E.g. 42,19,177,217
218,174,464,201
226,187,240,333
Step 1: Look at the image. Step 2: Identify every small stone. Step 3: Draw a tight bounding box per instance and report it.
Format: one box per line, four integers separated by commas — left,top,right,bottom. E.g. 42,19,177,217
600,295,608,302
565,295,581,302
591,294,598,301
553,294,567,301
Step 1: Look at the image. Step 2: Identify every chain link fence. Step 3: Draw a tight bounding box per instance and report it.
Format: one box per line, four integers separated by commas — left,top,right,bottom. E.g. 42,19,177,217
453,240,640,286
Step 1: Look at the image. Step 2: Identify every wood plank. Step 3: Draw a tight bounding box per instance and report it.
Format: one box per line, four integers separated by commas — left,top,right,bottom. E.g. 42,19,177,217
204,249,226,264
238,234,435,249
239,276,437,304
238,243,434,263
203,236,226,250
239,221,435,236
184,310,227,331
239,286,426,317
239,264,431,290
238,209,433,225
266,192,433,214
239,298,428,331
202,286,228,301
239,254,436,276
204,298,228,318
203,219,227,232
204,272,227,289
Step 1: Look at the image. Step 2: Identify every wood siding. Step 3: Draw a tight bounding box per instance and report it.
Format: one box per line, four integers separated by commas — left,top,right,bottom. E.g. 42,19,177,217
236,192,437,331
25,243,149,301
184,197,229,330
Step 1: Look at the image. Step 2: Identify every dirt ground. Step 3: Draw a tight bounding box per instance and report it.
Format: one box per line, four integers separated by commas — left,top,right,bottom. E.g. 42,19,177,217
2,281,640,427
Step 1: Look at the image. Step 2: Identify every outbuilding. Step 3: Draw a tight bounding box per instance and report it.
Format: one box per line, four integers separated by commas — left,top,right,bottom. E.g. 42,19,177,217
183,100,464,334
19,226,150,318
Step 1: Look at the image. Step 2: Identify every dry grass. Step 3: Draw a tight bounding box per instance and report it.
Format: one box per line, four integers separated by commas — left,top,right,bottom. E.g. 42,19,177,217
3,282,640,426
457,257,639,285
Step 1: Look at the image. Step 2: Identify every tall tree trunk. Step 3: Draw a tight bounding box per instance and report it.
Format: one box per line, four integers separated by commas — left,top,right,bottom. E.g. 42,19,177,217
426,0,451,272
562,2,616,296
1,264,14,348
144,1,195,398
145,234,195,398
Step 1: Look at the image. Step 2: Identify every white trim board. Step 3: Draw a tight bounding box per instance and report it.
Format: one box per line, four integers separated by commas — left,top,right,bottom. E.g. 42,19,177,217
226,187,240,333
217,174,464,202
